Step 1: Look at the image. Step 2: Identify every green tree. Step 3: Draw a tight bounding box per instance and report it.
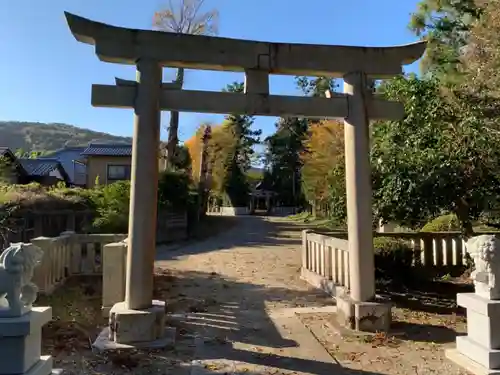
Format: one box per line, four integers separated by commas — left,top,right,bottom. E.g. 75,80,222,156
222,82,262,172
457,0,500,124
0,156,15,184
372,75,500,235
170,144,192,171
265,117,308,206
409,0,483,81
14,149,25,158
154,0,219,168
209,81,262,206
295,76,336,98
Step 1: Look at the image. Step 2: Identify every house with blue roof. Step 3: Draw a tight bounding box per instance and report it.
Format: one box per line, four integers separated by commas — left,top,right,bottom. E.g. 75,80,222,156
17,158,70,186
81,143,133,188
1,147,71,186
2,142,163,188
41,146,87,186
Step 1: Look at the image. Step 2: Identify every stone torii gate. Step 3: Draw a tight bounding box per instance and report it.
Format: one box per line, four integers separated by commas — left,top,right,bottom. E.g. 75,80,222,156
65,11,426,346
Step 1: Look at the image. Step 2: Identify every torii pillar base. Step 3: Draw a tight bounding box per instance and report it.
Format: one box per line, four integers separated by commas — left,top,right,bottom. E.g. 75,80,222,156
92,300,176,351
336,292,392,332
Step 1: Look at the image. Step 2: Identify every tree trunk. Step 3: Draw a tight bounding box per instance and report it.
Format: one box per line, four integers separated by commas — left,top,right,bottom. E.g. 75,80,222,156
456,197,474,238
166,68,185,168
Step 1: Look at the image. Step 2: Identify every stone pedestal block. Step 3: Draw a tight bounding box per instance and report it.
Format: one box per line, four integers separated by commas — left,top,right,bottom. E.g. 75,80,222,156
0,307,55,375
336,293,391,332
93,300,175,351
101,242,127,317
446,293,500,374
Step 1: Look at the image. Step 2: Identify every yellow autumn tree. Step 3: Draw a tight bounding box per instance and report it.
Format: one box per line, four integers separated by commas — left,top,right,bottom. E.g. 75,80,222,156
300,119,345,216
184,123,237,194
184,127,204,182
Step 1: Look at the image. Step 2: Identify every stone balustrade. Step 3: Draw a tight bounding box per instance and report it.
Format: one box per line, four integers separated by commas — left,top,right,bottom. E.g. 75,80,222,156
301,230,499,296
300,230,350,297
29,232,127,294
374,231,471,267
206,206,250,216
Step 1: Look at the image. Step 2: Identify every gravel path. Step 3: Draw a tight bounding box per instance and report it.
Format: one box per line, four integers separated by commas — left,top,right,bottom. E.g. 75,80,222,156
153,215,472,375
155,215,332,312
46,216,472,374
155,215,342,374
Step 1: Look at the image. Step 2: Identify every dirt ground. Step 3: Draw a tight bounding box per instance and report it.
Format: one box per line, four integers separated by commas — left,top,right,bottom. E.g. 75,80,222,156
38,215,474,374
299,283,471,375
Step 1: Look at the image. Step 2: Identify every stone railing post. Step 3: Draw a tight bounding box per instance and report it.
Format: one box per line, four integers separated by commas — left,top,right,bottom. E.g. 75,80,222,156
302,230,312,270
30,237,53,294
102,241,127,317
60,231,75,279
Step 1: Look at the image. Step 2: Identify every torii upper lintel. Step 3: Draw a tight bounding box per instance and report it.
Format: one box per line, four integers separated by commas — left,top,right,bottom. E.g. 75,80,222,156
64,12,426,78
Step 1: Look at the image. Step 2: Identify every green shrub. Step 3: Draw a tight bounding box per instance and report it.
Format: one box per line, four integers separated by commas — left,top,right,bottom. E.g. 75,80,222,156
89,181,130,233
0,182,92,210
90,170,197,233
222,170,249,207
157,169,195,211
421,214,460,232
0,169,198,235
373,237,414,279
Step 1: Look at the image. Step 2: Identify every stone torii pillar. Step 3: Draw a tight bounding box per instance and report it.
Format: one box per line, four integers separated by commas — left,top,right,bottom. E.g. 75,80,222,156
101,59,172,349
343,72,375,303
124,58,161,310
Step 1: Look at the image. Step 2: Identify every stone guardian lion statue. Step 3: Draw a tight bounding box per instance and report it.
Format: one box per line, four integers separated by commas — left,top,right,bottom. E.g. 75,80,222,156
466,235,500,300
0,242,43,317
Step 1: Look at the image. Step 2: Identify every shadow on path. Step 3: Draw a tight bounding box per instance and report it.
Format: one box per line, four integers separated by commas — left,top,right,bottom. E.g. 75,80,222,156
154,268,387,374
154,268,331,348
156,215,305,261
154,215,390,373
190,348,387,375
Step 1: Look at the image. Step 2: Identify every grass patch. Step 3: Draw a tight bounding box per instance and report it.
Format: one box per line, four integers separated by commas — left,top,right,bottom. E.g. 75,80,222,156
287,212,346,230
36,273,196,373
287,212,312,221
36,275,104,355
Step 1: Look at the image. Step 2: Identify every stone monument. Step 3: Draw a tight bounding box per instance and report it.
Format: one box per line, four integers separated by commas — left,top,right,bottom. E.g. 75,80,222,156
0,242,57,375
446,235,500,374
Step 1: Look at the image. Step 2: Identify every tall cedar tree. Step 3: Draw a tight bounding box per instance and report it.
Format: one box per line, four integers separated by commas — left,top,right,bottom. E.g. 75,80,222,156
220,82,261,206
264,117,308,206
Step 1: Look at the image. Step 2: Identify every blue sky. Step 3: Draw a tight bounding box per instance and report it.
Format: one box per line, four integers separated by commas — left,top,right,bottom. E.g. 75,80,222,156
0,0,422,143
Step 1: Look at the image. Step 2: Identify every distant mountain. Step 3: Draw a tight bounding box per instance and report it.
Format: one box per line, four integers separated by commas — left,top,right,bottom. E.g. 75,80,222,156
0,121,132,153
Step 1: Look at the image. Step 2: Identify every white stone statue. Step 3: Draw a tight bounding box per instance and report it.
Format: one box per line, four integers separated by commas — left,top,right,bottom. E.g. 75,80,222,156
0,242,43,317
466,235,500,300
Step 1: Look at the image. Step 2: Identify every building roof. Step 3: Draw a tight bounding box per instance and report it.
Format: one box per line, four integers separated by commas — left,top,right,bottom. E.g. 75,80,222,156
18,158,62,176
82,143,132,156
41,147,86,184
0,147,14,158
